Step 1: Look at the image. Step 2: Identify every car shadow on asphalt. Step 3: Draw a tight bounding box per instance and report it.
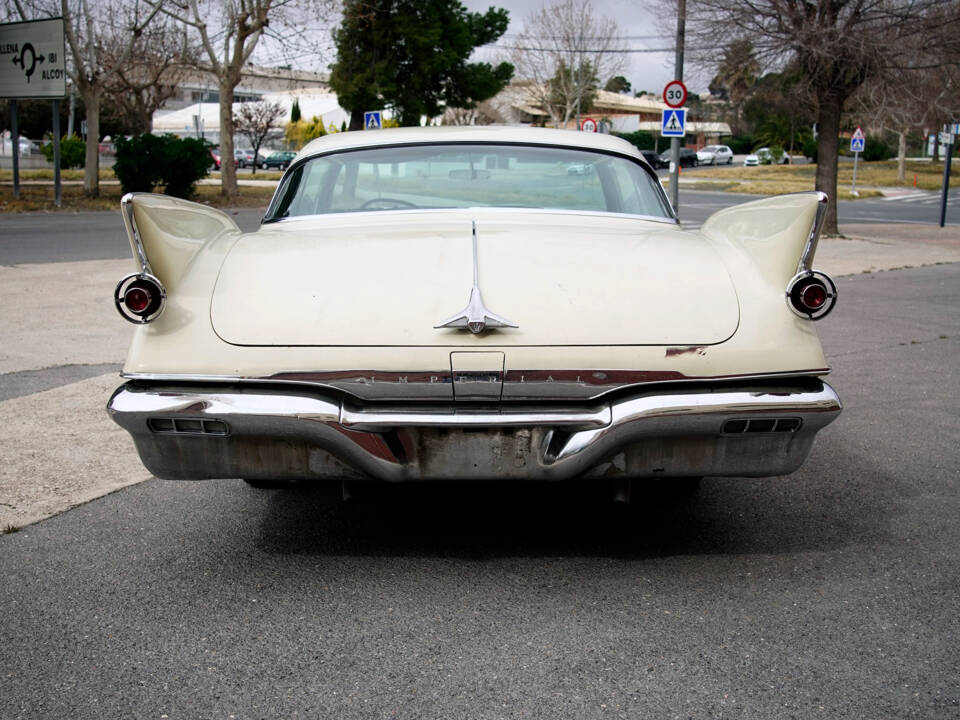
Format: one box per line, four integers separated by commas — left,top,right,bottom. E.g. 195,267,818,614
250,439,891,560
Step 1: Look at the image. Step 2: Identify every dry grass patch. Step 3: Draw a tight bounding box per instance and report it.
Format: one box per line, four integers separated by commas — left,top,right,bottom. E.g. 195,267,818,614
0,184,275,213
0,168,116,182
684,159,956,192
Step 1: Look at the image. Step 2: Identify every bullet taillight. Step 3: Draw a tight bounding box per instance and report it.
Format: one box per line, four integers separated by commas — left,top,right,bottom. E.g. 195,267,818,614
115,273,166,324
786,271,837,320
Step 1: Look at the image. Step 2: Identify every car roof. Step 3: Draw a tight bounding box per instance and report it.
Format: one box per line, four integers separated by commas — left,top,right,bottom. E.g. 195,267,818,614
298,125,643,162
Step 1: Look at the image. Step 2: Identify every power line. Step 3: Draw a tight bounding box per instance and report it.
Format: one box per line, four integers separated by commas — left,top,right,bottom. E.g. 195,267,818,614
492,44,674,53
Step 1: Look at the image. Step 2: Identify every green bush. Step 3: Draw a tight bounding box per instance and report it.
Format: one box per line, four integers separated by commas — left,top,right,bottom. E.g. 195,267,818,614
113,134,167,192
723,136,753,154
162,137,214,198
40,134,86,169
114,134,211,198
803,137,818,162
862,135,894,162
613,131,656,151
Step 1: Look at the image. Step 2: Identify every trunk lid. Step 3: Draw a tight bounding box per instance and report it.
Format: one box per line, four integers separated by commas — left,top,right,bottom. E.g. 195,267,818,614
210,211,739,347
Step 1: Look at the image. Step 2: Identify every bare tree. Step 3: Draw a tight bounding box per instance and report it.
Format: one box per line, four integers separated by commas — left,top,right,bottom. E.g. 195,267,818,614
102,17,196,135
155,0,334,198
442,100,505,126
685,0,957,234
853,8,960,181
233,99,283,175
511,0,625,128
4,0,162,195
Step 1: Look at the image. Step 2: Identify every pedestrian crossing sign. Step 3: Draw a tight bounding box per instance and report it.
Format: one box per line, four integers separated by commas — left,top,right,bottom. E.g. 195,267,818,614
661,108,686,137
850,126,865,153
364,111,382,130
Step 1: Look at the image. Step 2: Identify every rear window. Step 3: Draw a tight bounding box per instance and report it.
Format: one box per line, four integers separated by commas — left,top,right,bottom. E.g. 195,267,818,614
264,143,673,221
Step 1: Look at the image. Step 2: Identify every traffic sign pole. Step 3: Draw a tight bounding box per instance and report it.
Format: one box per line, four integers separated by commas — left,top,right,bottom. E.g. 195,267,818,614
851,150,859,197
668,0,686,213
10,99,19,200
52,99,61,208
850,126,865,197
940,130,952,228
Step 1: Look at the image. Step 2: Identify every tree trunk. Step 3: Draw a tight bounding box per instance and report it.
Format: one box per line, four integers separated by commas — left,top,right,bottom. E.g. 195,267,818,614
349,109,364,131
814,90,843,235
81,85,101,197
897,130,907,183
219,80,237,198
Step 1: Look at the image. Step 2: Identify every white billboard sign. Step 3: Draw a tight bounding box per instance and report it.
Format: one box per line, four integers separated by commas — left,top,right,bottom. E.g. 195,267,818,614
0,18,67,99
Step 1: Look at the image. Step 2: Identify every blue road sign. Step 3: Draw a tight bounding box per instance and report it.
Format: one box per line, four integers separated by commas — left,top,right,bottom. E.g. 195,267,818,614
850,126,865,153
661,108,686,137
364,111,382,130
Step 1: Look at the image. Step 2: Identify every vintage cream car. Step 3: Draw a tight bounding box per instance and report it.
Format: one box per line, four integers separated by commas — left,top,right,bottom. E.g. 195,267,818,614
107,126,841,494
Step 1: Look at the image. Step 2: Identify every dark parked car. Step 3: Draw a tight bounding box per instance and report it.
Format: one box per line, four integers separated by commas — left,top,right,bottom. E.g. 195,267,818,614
640,149,668,169
263,151,297,170
659,148,699,168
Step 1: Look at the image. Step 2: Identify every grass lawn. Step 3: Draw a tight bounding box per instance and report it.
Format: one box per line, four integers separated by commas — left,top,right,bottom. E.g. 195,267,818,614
0,183,277,213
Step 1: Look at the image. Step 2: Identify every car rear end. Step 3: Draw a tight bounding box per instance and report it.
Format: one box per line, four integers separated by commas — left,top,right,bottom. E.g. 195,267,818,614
108,129,840,485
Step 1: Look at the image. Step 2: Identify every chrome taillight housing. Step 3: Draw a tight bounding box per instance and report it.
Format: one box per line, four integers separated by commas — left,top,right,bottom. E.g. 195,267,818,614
114,272,166,324
786,270,837,320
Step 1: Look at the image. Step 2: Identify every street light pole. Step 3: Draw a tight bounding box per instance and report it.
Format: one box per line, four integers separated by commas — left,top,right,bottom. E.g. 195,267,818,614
669,0,686,212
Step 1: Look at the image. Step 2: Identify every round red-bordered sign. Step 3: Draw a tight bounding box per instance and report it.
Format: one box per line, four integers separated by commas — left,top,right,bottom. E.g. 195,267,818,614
663,80,687,109
580,117,598,132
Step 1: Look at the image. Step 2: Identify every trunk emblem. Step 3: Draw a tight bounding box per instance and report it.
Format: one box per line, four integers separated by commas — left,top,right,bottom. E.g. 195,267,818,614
434,221,517,334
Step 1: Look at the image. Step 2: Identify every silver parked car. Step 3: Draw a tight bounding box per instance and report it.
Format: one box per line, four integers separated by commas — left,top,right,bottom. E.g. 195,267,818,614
696,144,734,165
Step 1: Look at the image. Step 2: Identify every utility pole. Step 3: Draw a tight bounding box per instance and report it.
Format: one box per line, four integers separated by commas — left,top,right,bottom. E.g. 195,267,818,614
669,0,686,212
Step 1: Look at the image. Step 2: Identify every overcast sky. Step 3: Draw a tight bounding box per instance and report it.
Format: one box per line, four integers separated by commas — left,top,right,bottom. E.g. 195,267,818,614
460,0,699,95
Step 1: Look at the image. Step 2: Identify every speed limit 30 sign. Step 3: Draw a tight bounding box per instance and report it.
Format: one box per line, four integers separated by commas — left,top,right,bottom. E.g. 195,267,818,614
663,80,687,109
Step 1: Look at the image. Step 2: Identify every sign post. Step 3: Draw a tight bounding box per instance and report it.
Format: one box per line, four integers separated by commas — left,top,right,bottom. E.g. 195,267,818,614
850,126,865,197
939,127,954,228
663,79,688,212
0,18,67,206
580,117,598,133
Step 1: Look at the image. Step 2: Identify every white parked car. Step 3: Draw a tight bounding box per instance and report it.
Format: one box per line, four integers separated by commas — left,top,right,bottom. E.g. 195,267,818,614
745,147,790,166
108,127,840,495
696,144,734,165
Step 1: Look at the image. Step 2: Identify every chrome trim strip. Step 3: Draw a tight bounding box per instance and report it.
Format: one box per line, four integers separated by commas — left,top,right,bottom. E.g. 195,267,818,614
120,192,154,276
119,368,832,402
797,191,829,273
339,404,610,431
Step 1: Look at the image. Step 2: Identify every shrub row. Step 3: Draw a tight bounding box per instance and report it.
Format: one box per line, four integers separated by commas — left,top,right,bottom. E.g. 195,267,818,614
113,134,212,198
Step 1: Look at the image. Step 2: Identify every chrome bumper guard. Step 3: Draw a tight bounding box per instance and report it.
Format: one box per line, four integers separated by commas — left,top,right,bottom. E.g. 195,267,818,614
107,380,841,482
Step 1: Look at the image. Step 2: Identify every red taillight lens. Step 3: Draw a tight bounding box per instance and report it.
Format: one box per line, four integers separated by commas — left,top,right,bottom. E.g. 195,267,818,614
800,283,827,309
124,286,152,313
115,273,165,323
786,271,836,320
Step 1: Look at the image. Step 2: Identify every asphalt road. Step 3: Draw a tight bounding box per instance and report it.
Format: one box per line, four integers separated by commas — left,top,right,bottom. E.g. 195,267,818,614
1,189,957,266
1,263,958,719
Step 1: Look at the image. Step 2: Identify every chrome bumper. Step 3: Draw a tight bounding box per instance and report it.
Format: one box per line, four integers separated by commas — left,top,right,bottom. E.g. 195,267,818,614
107,380,841,482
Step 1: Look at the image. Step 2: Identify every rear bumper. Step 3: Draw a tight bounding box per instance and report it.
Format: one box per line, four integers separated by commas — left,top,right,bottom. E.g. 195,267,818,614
107,379,841,482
